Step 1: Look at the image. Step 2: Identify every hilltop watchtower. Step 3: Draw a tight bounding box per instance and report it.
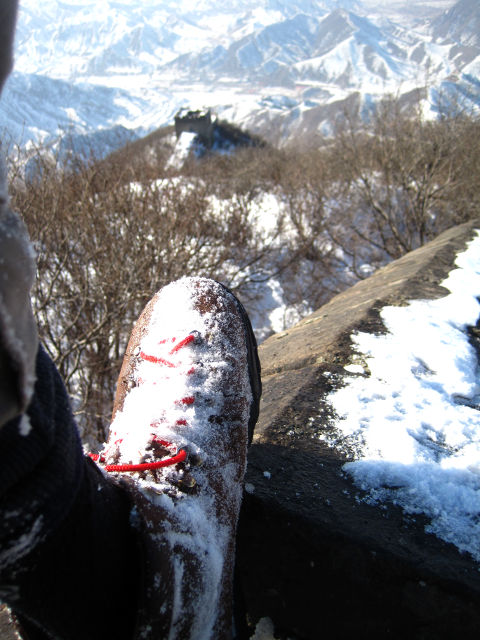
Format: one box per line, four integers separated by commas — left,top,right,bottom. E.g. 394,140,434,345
174,108,214,148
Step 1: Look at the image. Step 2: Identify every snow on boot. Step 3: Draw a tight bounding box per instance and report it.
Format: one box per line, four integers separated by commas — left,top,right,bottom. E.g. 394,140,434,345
96,277,261,640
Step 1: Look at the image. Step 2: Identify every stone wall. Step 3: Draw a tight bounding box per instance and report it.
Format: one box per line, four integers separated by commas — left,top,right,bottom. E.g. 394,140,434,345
237,219,480,639
174,108,214,147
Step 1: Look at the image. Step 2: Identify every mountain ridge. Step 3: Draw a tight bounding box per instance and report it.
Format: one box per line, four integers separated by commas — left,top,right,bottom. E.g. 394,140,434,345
1,0,477,151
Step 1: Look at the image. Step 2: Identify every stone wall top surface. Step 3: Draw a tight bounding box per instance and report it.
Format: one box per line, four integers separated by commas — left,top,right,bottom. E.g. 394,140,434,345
238,220,480,639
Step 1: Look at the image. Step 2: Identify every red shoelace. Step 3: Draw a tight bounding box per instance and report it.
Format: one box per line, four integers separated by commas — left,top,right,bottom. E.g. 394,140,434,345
88,447,187,473
89,333,197,473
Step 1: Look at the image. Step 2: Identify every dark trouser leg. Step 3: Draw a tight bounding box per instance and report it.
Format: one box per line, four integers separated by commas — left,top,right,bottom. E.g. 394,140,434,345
0,346,141,640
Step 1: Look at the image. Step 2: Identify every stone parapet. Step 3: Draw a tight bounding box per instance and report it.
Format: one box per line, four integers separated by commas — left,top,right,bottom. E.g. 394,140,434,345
237,220,480,639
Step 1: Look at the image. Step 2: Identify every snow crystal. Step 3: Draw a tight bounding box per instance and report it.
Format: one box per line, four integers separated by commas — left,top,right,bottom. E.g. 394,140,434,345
245,482,255,494
327,231,480,561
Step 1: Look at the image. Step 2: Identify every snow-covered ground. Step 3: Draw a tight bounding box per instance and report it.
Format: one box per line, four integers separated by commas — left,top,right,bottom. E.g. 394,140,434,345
165,131,199,170
322,231,480,562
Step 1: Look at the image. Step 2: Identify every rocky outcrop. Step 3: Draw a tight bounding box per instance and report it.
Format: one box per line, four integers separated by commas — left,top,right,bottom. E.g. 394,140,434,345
237,219,480,639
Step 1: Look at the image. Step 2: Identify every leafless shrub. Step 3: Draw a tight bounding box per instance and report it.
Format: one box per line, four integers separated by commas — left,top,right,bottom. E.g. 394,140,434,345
6,100,479,442
274,97,480,314
8,143,286,443
326,96,480,263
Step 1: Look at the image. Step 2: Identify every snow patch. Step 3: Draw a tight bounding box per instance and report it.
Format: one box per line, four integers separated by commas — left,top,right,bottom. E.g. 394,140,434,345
326,230,480,561
165,131,198,170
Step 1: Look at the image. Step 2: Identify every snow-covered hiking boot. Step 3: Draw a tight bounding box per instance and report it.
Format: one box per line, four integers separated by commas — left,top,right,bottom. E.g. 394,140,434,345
97,277,261,640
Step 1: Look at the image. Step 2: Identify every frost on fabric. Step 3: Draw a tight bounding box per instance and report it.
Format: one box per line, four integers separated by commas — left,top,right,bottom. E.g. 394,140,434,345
104,277,251,639
18,414,32,436
0,515,43,570
326,231,480,561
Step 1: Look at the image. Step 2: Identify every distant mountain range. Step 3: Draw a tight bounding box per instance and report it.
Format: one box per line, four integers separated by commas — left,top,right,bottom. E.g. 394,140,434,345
1,0,478,153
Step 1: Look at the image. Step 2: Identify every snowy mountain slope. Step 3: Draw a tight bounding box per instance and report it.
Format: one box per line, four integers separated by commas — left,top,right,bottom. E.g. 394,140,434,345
1,0,477,151
0,71,152,145
293,11,415,85
13,0,332,81
432,0,480,47
160,6,458,95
